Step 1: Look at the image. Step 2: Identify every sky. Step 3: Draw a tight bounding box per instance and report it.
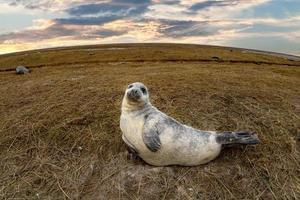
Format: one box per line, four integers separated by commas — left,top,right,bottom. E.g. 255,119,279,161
0,0,299,55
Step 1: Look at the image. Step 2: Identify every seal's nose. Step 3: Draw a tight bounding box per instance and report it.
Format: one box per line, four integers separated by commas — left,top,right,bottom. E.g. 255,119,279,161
132,89,138,95
127,88,141,101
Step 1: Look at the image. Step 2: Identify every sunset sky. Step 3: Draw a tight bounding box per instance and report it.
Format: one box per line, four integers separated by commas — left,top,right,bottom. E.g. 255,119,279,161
0,0,299,55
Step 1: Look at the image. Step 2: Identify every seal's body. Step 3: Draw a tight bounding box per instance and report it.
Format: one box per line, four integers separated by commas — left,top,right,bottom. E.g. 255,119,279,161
120,82,259,166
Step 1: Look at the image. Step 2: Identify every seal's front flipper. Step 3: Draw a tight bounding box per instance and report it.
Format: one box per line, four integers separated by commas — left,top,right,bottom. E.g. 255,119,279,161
122,134,141,160
122,134,139,153
126,145,140,160
143,128,161,152
216,131,260,147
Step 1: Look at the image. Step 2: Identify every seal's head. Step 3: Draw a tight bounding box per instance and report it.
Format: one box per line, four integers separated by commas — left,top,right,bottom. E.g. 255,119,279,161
122,82,150,110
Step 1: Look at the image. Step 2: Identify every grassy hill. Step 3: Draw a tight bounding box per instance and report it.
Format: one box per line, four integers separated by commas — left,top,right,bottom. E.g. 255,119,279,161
0,43,299,199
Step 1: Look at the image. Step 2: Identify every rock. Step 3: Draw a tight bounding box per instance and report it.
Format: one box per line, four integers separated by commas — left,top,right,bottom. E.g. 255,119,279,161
255,61,262,65
211,56,221,61
16,66,30,74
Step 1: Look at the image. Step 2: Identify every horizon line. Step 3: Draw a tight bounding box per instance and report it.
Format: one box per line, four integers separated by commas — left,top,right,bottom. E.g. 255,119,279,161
0,42,299,60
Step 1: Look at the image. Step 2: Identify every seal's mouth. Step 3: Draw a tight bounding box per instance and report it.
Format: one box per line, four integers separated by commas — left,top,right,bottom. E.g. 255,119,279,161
127,89,142,102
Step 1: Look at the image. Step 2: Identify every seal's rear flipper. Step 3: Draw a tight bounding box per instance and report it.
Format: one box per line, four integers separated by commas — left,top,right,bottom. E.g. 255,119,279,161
216,131,260,147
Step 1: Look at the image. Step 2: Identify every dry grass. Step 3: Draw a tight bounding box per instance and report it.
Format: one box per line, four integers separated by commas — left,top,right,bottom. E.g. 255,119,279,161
0,44,299,199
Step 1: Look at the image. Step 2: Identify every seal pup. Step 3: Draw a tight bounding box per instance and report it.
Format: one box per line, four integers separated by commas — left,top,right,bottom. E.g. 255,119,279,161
120,82,260,166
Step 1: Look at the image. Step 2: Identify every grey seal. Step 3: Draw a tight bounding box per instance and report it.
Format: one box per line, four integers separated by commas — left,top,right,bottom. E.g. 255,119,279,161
120,82,260,166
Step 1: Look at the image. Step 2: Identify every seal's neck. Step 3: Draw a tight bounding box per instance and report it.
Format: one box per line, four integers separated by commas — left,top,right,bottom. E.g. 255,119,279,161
122,97,152,114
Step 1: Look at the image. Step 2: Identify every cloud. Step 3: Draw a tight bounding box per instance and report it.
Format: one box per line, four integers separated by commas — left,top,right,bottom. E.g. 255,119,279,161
57,6,149,25
157,20,217,37
7,0,63,11
0,23,73,43
189,1,237,11
153,0,180,4
94,29,127,37
0,19,128,43
55,16,121,25
112,0,151,4
66,2,150,16
67,3,130,16
61,1,150,25
6,0,152,12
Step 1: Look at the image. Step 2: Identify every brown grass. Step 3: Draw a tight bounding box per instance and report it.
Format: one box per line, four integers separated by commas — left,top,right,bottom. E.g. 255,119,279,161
0,43,299,199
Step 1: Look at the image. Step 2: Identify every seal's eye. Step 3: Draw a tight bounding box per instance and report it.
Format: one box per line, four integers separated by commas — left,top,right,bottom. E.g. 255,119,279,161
128,85,133,89
141,87,147,94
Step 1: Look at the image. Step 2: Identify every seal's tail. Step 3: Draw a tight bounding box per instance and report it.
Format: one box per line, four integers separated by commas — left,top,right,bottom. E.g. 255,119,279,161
216,131,260,147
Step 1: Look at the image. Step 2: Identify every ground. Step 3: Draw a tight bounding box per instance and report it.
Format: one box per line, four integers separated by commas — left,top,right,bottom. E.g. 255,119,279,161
0,43,299,199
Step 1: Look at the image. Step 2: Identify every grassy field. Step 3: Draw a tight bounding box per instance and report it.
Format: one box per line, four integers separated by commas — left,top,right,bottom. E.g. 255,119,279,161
0,43,299,199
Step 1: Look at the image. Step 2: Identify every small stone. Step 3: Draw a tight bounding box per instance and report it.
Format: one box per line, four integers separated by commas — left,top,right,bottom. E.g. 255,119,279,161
211,56,220,61
16,66,30,74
